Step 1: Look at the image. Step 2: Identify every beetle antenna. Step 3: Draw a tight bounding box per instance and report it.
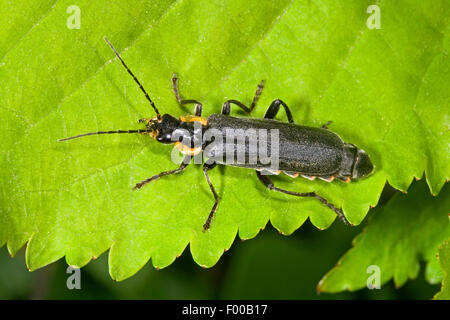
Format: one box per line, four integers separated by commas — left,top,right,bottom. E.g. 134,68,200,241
58,129,151,142
104,37,161,120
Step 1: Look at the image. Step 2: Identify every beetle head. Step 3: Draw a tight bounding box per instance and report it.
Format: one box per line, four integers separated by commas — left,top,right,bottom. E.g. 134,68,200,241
352,148,374,179
147,114,181,144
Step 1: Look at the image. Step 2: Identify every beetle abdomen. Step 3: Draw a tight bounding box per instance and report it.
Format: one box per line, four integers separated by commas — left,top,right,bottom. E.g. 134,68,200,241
205,114,344,175
276,125,343,175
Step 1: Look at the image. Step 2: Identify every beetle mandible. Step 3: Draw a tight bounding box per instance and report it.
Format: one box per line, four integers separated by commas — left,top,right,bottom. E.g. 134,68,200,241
59,38,374,231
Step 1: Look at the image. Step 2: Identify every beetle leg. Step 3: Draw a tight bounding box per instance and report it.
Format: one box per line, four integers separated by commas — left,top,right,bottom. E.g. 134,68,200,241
132,156,191,190
221,100,249,115
255,171,350,225
321,121,333,129
172,73,203,116
264,99,294,123
251,80,265,111
202,162,219,231
221,80,264,115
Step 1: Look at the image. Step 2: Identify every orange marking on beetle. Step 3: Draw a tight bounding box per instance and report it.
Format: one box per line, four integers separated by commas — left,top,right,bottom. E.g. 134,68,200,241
180,115,208,126
344,177,351,183
321,175,335,182
147,129,158,139
174,141,202,156
287,172,299,178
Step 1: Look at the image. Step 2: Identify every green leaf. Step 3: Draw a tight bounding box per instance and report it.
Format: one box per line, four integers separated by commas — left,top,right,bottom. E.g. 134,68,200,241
219,225,360,299
1,0,448,280
434,239,450,300
318,181,450,293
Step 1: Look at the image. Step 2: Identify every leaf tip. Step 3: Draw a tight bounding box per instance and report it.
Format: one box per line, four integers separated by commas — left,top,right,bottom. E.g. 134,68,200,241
316,279,325,293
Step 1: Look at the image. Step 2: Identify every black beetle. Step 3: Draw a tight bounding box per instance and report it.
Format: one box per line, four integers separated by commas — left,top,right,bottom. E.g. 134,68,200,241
59,38,374,231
